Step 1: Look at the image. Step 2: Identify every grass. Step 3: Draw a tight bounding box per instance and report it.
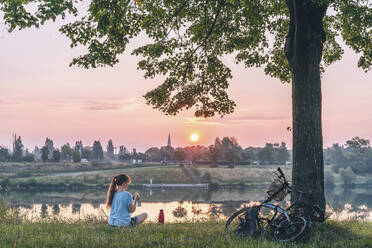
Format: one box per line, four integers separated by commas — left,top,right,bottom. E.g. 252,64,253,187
5,165,291,188
0,220,371,248
0,161,164,179
3,164,372,190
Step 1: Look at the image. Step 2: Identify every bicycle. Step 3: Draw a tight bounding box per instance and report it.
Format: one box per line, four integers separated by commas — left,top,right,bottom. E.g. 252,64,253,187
225,167,325,242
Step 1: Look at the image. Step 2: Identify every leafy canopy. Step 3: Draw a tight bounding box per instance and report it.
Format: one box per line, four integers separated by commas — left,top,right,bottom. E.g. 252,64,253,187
1,0,371,117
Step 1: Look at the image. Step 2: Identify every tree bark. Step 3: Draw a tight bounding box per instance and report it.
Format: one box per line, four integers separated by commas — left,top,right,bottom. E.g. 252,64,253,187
285,0,328,211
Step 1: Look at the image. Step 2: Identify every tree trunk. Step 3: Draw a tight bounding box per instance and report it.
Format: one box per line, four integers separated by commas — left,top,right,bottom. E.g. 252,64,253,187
285,0,328,211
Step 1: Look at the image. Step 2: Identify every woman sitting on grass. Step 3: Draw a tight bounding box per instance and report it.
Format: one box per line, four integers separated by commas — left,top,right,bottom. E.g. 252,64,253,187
106,173,148,227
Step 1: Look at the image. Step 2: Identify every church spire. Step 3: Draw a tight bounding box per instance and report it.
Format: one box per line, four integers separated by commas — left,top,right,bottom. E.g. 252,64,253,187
167,133,172,147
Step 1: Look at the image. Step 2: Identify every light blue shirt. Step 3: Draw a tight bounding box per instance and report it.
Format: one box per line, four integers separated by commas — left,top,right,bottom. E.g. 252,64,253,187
108,191,133,226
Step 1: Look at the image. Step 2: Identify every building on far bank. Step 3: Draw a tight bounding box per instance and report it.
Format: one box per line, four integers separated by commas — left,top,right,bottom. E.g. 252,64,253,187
167,133,172,148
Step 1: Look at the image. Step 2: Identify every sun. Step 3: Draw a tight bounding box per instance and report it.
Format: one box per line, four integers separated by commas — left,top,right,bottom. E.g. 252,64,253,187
190,133,199,142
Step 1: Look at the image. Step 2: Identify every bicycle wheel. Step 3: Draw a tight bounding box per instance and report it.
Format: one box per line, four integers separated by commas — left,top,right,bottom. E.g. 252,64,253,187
225,207,262,237
225,208,249,234
273,215,308,242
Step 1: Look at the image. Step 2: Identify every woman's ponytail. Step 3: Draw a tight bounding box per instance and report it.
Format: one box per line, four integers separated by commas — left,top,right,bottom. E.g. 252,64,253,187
106,176,117,209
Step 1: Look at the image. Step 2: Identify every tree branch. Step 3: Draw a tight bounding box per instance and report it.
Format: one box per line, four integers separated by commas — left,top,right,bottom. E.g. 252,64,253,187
183,0,225,79
164,1,188,38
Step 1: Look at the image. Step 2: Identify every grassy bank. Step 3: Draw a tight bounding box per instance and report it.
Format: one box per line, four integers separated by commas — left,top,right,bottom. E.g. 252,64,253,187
1,220,371,247
0,161,166,178
2,165,289,189
2,164,372,190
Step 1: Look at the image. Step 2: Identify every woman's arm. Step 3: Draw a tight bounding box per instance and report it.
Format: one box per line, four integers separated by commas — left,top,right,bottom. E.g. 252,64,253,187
128,199,137,213
128,192,139,213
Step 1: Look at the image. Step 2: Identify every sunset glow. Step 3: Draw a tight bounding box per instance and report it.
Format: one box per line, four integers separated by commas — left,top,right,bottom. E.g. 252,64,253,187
190,133,199,142
0,18,371,152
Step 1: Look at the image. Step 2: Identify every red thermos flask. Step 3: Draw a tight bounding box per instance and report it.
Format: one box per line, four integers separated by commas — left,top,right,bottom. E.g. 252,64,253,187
158,209,164,224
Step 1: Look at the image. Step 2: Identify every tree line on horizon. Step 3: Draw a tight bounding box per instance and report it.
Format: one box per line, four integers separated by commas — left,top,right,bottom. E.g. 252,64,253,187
323,137,372,186
0,135,290,165
1,136,371,171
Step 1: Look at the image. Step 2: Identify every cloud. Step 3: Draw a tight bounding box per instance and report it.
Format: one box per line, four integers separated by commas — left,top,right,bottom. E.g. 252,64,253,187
183,114,289,126
226,115,289,121
82,97,142,111
183,117,226,126
83,103,122,111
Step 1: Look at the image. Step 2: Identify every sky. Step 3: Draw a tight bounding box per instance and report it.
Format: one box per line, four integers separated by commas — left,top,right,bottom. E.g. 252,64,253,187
0,13,371,152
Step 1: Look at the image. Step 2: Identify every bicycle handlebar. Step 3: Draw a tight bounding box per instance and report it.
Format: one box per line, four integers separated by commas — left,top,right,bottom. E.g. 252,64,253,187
277,167,287,183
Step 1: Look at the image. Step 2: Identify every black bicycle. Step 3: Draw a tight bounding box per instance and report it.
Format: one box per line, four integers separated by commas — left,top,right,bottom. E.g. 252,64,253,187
225,167,325,242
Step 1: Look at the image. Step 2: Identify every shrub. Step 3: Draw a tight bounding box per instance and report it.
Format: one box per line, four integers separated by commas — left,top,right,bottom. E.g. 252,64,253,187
0,178,10,187
228,164,235,168
201,172,212,183
22,154,35,162
190,167,201,177
324,172,335,187
25,178,38,186
91,160,100,167
72,151,81,163
339,167,356,187
0,197,22,224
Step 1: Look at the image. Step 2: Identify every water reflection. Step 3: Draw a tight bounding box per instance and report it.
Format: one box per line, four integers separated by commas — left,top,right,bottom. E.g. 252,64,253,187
17,201,372,223
52,204,60,215
7,186,372,222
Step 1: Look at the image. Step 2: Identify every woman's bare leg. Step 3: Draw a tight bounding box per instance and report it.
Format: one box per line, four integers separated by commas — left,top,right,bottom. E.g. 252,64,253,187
135,213,148,225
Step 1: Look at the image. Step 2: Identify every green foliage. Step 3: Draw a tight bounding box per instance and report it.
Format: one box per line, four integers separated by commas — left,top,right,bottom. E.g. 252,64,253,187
106,139,114,158
220,137,242,164
174,148,187,162
2,0,369,117
0,147,10,162
257,142,289,165
0,0,78,32
209,141,222,165
72,151,81,163
41,146,49,162
119,146,131,161
12,135,23,162
92,141,104,160
82,147,93,160
22,153,35,162
201,171,212,183
53,149,61,162
0,195,21,224
332,0,372,71
61,143,73,161
328,137,372,174
339,167,356,187
91,160,100,167
324,171,335,187
0,178,10,188
258,143,275,164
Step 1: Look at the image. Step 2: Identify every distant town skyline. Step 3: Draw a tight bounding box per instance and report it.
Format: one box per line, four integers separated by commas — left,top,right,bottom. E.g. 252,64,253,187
1,17,371,152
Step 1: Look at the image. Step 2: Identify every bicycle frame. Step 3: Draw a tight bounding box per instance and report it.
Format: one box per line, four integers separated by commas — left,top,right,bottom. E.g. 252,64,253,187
259,202,291,223
255,167,300,224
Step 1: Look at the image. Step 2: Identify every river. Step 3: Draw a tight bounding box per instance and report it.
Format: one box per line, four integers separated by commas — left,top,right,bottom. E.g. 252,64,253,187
5,186,372,222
